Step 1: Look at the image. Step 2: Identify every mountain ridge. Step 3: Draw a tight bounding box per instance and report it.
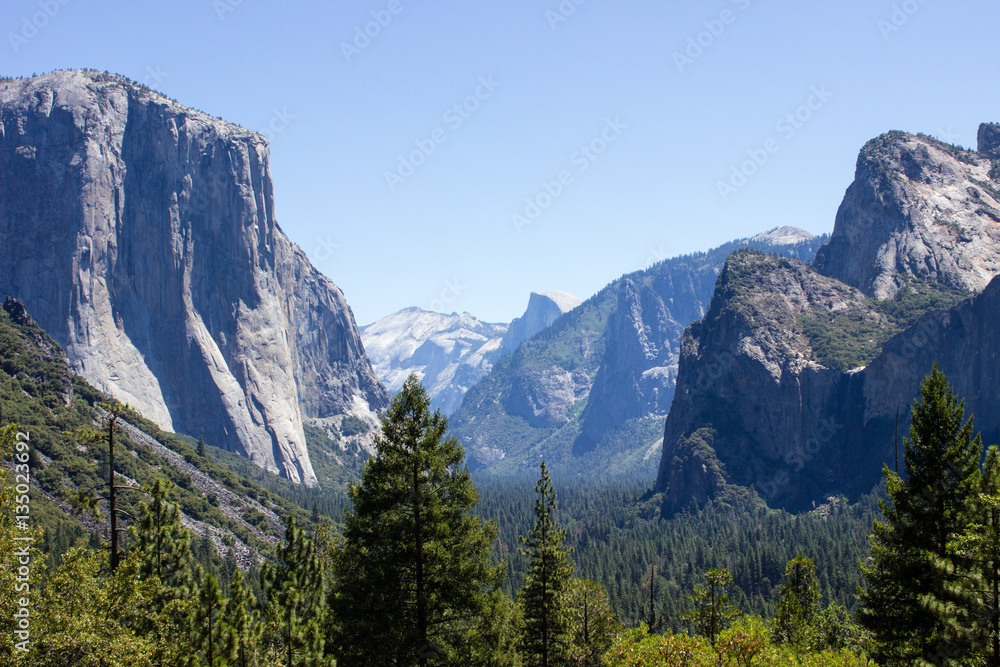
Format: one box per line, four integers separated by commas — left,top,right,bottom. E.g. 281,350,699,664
450,227,828,475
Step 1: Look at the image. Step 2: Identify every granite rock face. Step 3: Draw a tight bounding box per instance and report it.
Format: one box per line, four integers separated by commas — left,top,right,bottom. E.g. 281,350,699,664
815,130,1000,299
657,127,1000,512
0,70,389,485
499,291,582,355
654,252,890,510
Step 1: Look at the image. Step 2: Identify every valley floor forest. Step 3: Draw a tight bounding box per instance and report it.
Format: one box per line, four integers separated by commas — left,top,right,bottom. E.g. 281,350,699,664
4,350,1000,665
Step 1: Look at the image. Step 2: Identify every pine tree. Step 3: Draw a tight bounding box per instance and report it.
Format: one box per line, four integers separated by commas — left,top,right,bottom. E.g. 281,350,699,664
859,364,983,665
193,573,226,667
519,461,575,667
331,375,507,666
130,477,196,595
261,516,328,667
221,569,262,667
684,568,741,647
128,476,198,667
566,578,620,666
638,564,664,634
946,445,1000,665
71,400,135,572
771,554,820,647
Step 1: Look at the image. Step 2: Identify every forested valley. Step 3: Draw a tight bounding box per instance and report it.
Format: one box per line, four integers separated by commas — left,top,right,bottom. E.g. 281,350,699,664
5,355,1000,665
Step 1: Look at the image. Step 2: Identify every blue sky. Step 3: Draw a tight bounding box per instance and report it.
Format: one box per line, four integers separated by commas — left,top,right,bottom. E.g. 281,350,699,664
5,0,1000,324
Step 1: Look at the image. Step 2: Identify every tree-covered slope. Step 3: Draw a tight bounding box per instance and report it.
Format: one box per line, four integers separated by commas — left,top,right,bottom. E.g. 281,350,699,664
0,297,327,568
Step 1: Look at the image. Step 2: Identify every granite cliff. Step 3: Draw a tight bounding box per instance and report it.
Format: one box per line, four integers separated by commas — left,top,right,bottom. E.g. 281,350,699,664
499,291,582,355
656,127,1000,512
0,70,389,485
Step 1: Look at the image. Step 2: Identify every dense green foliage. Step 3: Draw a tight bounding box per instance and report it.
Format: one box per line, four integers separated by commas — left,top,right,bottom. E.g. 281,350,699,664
799,278,969,371
859,365,987,665
331,376,509,666
478,476,878,632
9,295,995,664
771,555,821,647
519,462,576,666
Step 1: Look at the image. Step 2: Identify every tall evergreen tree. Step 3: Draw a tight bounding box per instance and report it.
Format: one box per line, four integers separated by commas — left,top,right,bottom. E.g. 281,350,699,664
771,555,820,647
946,445,1000,666
638,564,664,634
859,364,983,665
261,516,328,667
193,573,227,667
222,569,262,667
128,476,199,667
331,375,507,666
129,477,196,595
684,568,740,648
518,461,575,667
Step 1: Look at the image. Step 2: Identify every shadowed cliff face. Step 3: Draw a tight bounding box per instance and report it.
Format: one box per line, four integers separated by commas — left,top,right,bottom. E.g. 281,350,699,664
654,252,888,511
657,128,1000,513
0,70,389,485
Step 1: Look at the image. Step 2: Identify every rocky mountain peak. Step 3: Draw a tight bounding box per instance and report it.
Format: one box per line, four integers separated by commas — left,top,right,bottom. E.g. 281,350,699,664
499,291,582,356
749,226,818,247
815,129,1000,300
360,308,507,415
978,122,1000,158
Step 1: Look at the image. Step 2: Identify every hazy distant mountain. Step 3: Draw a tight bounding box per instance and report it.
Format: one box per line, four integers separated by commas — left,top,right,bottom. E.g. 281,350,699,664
499,291,582,356
361,291,581,415
361,309,507,416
